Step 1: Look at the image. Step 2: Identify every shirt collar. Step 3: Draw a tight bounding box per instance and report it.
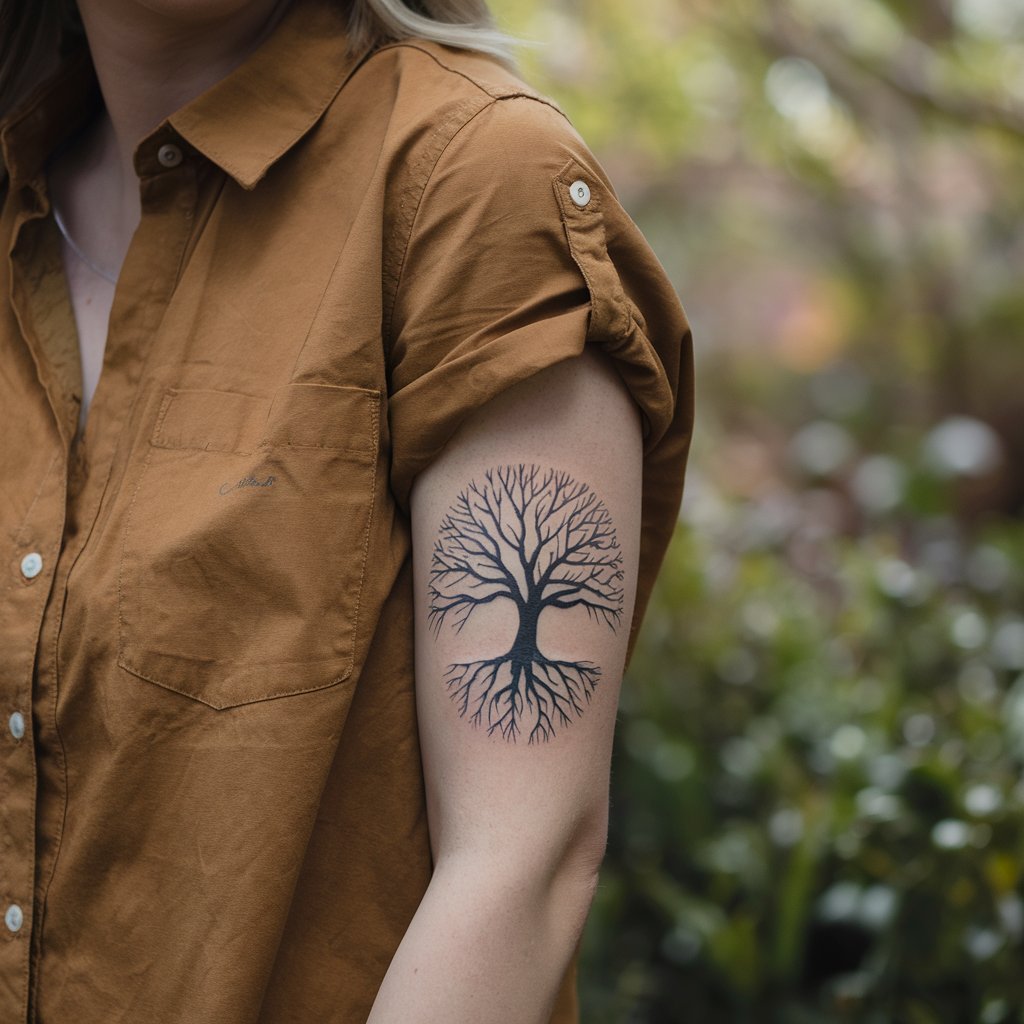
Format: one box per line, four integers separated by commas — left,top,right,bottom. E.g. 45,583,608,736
168,0,364,190
0,0,363,194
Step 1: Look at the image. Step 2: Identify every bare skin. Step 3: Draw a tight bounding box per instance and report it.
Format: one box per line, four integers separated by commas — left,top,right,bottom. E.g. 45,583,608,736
46,0,289,431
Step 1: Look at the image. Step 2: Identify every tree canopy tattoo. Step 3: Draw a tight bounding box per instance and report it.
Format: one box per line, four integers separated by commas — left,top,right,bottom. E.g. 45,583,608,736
428,464,623,743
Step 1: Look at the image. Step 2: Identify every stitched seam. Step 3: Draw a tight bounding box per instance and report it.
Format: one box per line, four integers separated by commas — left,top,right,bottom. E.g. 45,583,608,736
384,92,573,346
113,659,355,710
260,384,380,453
151,441,257,454
347,392,380,689
382,93,489,344
372,41,565,111
171,181,196,282
116,390,175,671
149,388,180,447
255,441,374,455
371,41,495,100
148,438,373,456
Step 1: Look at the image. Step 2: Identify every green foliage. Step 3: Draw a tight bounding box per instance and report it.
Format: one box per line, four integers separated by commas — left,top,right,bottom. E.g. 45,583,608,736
488,0,1024,1019
585,480,1024,1020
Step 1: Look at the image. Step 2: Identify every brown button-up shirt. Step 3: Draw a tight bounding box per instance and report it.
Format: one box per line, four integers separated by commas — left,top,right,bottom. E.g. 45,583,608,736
0,2,694,1020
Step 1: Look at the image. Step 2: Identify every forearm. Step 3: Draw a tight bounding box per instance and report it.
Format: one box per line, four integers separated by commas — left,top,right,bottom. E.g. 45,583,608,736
366,853,599,1024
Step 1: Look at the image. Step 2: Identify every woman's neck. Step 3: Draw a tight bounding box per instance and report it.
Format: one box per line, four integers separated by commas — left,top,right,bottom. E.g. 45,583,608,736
74,0,290,203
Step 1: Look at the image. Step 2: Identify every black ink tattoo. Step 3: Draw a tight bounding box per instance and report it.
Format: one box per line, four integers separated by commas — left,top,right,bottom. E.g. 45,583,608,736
428,464,623,743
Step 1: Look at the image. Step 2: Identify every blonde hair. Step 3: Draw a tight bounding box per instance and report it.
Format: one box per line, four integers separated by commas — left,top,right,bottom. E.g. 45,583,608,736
346,0,517,64
0,0,517,119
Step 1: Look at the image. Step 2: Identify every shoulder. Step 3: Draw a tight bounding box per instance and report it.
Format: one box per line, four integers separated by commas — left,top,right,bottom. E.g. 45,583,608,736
365,38,559,110
351,39,605,187
356,41,617,314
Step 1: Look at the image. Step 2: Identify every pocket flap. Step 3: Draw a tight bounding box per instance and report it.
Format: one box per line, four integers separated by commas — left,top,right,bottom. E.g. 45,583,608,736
153,388,269,454
261,382,379,454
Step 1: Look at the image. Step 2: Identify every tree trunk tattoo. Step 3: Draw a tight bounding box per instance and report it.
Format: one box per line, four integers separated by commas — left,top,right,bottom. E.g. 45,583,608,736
428,464,623,743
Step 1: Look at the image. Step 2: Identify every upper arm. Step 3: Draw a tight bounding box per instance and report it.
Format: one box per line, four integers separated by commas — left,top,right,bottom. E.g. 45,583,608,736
410,347,642,873
391,90,693,874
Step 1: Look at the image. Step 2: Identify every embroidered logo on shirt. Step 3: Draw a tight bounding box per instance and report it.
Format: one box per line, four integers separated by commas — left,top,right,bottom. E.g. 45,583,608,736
218,474,276,496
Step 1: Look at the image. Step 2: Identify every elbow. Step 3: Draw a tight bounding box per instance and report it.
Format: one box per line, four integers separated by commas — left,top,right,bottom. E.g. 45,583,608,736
545,854,603,957
427,809,608,972
544,806,609,945
560,808,609,888
430,797,610,952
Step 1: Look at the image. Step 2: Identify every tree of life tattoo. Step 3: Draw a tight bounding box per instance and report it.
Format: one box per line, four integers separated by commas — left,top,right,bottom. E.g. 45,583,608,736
428,464,624,743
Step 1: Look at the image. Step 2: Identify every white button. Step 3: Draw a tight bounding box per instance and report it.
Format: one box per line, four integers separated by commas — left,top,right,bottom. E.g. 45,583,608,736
157,143,183,168
569,180,591,207
8,712,24,741
20,552,42,579
4,905,22,933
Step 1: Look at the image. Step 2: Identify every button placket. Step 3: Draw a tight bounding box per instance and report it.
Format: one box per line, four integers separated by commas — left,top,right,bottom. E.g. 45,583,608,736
6,109,205,1013
5,208,97,1010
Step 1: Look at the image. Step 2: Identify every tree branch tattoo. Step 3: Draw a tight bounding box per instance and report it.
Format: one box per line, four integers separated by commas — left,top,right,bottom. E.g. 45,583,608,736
428,465,623,743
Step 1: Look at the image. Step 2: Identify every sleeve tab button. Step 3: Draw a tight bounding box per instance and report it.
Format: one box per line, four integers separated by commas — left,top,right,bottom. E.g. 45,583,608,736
569,180,591,208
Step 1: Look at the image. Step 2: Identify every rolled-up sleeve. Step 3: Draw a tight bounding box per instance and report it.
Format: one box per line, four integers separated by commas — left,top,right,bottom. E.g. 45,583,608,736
386,94,695,652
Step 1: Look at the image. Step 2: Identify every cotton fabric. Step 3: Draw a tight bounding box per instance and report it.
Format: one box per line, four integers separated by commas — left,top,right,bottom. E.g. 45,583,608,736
0,1,694,1020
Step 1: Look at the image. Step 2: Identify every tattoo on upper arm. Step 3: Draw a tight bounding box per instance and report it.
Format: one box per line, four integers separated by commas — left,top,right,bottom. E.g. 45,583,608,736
428,464,623,743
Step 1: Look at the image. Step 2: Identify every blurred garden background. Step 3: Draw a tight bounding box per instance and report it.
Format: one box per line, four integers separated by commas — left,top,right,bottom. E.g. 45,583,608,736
488,0,1024,1020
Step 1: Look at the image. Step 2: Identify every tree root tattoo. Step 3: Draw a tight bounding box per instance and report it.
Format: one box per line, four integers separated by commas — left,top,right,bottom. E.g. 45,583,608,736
428,464,623,743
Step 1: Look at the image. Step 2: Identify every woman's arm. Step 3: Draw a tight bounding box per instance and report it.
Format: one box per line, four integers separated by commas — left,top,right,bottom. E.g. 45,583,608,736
367,346,643,1024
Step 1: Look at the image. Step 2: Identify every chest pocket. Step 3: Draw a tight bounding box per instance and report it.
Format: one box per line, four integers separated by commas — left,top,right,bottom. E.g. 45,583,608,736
117,382,379,710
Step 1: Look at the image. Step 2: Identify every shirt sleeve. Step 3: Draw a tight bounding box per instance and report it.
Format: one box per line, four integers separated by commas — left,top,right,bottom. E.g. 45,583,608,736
386,94,695,656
